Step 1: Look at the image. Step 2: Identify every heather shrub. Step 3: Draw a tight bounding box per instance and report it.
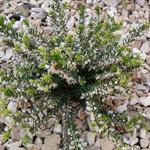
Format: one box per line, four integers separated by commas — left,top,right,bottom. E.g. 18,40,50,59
0,0,149,149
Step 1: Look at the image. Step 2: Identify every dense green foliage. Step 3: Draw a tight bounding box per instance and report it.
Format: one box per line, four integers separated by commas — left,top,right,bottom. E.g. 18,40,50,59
0,0,149,149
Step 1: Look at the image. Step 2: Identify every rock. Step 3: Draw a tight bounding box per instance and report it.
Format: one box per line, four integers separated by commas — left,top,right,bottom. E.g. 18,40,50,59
11,127,20,140
27,144,41,150
17,3,33,17
87,132,96,145
139,95,150,107
132,40,142,49
143,64,150,72
136,84,148,91
45,118,56,129
139,129,148,139
140,139,149,148
0,145,4,150
133,145,141,150
42,134,61,150
140,42,150,53
104,0,118,7
37,129,51,137
107,7,117,17
146,56,150,65
53,123,62,134
44,26,53,35
140,52,147,60
132,47,141,54
66,16,75,30
136,0,145,7
0,50,4,58
5,141,21,150
18,148,26,150
30,0,39,6
31,8,47,21
139,72,150,85
86,0,93,5
2,49,13,60
129,136,138,146
0,0,4,7
123,131,139,146
116,101,128,113
41,0,50,9
85,145,99,150
7,101,18,113
145,29,150,38
130,93,139,105
95,138,101,148
3,116,13,128
142,108,150,119
126,4,135,12
34,137,43,145
100,137,115,150
19,128,27,139
38,0,45,5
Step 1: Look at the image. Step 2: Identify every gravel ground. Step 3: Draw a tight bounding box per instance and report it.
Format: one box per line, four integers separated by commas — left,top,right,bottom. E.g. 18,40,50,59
0,0,150,150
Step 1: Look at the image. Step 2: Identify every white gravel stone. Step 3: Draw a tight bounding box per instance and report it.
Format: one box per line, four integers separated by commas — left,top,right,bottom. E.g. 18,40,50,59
116,101,128,113
0,145,4,150
2,49,13,60
87,132,96,145
136,0,145,7
41,0,50,9
139,95,150,107
130,93,139,105
100,137,115,150
136,84,148,91
86,0,93,5
11,127,20,140
7,101,18,113
146,56,150,66
95,138,101,147
140,42,150,53
17,3,30,17
107,7,117,17
34,137,43,145
27,144,41,150
145,29,150,38
66,16,75,30
53,123,62,134
42,134,61,150
140,52,147,60
31,8,47,20
5,141,21,150
140,72,150,85
0,50,4,58
132,47,141,54
139,129,148,139
140,139,149,148
129,136,138,146
104,0,118,7
142,108,150,119
37,129,51,137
